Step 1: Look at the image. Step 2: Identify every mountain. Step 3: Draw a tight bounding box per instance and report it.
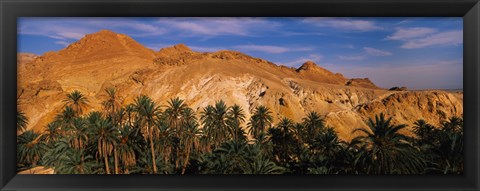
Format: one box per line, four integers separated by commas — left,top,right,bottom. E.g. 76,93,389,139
17,30,463,141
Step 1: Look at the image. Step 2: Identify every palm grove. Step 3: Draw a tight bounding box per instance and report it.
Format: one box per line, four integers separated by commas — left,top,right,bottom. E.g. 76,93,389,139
17,88,464,174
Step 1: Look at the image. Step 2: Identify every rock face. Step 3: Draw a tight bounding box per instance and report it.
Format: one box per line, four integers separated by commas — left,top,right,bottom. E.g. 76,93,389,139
295,61,348,85
18,166,54,174
389,86,408,91
17,30,463,141
346,78,380,89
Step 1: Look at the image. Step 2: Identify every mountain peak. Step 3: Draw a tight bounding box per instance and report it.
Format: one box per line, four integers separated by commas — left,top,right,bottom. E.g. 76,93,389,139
298,61,317,70
157,44,192,55
44,29,155,61
96,29,117,35
172,44,191,52
294,61,348,85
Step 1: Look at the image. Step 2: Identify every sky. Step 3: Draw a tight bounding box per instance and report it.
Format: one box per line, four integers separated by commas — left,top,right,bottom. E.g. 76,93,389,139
18,17,463,90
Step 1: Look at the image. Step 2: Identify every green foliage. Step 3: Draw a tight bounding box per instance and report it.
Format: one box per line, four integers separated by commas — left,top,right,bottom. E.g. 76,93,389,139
17,130,48,167
17,90,464,175
248,105,273,139
351,113,426,174
17,110,29,132
55,150,100,174
63,90,90,116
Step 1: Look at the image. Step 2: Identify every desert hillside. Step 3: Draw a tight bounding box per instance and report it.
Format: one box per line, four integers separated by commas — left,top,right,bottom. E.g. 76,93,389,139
17,30,463,141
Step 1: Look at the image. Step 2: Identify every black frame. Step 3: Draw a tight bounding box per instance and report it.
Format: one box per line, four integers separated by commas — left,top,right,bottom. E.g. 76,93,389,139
1,0,479,190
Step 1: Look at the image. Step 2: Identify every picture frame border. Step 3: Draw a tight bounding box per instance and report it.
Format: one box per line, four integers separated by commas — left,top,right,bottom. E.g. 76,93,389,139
1,0,479,190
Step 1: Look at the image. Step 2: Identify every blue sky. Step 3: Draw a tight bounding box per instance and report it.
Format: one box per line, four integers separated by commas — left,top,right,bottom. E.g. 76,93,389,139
18,17,463,90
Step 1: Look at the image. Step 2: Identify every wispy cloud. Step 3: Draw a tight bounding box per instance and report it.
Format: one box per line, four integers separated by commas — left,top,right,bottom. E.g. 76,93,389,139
19,18,167,40
303,18,382,32
338,55,366,61
386,27,462,49
19,22,91,40
363,47,393,56
189,46,226,52
400,30,462,49
233,45,314,54
156,17,280,37
336,47,391,61
279,54,323,67
54,41,71,47
386,27,436,40
51,32,86,40
233,45,289,54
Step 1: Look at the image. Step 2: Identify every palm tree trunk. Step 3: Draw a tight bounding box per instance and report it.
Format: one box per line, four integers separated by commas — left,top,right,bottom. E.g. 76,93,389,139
181,145,191,174
149,132,158,174
114,147,119,174
175,147,180,170
104,154,111,174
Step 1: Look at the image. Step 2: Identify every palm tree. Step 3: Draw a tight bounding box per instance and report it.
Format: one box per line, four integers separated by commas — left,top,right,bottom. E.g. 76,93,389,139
63,90,90,116
412,119,436,145
67,118,89,150
269,117,296,166
248,105,273,139
302,111,324,141
181,120,201,174
17,130,48,166
227,104,246,143
244,152,284,174
209,140,249,174
40,122,62,144
133,95,161,173
310,128,343,155
164,97,188,134
423,117,464,174
154,119,174,168
17,110,29,132
441,116,463,133
125,104,135,126
86,111,103,124
56,150,98,174
116,125,138,174
163,97,190,171
200,101,230,148
351,113,425,174
308,127,349,173
91,118,118,174
101,88,123,174
432,129,463,174
55,106,76,130
102,87,122,119
41,137,72,170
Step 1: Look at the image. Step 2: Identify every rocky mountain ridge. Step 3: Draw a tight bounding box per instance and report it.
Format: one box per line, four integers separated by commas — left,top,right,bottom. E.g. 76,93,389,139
17,30,463,141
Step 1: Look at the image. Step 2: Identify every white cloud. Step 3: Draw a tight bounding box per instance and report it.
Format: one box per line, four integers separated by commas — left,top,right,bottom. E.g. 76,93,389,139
280,54,323,67
386,27,436,40
400,30,462,49
156,17,280,37
338,55,366,61
363,47,392,56
56,32,85,40
19,24,91,40
233,45,289,54
18,18,167,41
189,46,225,52
303,18,382,32
54,41,71,46
233,45,314,54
